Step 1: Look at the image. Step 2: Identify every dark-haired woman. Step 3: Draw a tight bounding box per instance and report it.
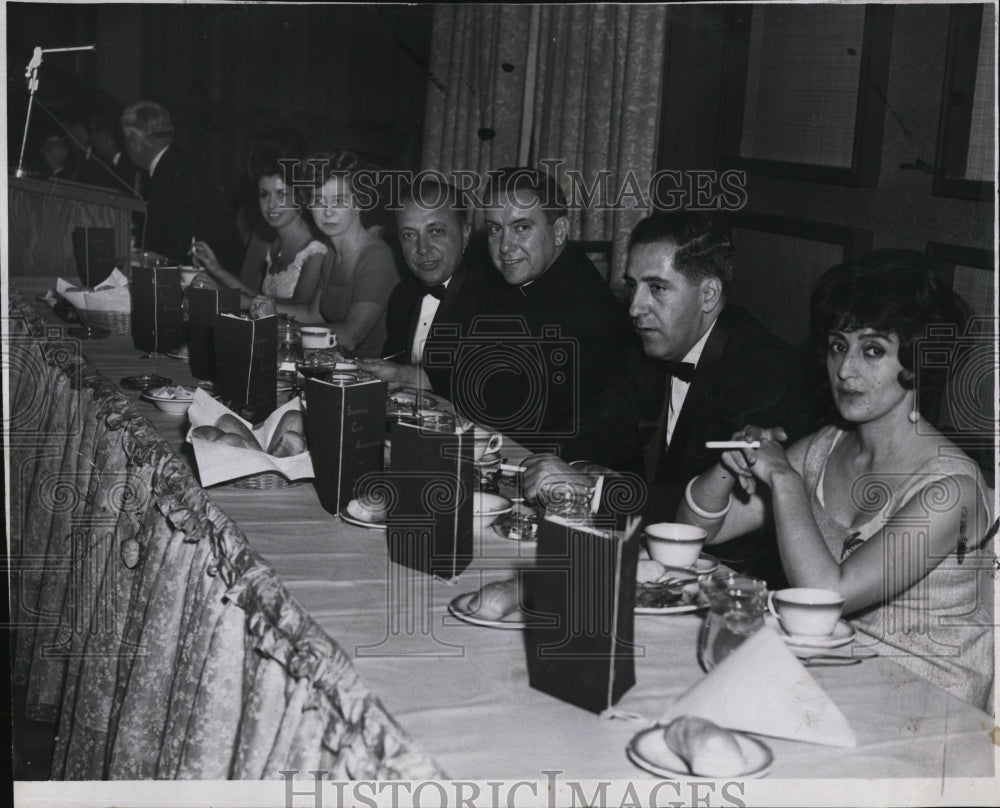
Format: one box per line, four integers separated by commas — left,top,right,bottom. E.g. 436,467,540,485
253,158,400,356
191,147,326,305
679,250,994,707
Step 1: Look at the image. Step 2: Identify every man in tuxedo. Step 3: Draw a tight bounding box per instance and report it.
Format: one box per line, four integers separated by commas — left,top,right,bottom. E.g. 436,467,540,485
523,212,813,586
362,176,498,394
121,100,241,269
74,113,140,194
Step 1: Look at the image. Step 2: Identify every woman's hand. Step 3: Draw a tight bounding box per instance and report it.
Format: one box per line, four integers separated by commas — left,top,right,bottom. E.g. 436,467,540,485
720,426,790,495
248,296,277,319
190,240,223,275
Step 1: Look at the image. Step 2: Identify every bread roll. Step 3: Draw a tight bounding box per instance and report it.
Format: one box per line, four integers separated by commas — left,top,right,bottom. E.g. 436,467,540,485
216,432,259,450
266,410,305,454
215,413,259,447
191,425,225,442
663,716,747,777
466,579,520,621
270,429,306,458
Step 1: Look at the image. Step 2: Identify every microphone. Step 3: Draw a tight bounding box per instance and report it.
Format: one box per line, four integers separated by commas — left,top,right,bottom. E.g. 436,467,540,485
15,44,98,178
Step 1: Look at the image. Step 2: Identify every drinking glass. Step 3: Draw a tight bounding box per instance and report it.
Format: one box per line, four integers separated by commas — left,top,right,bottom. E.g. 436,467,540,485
697,571,767,671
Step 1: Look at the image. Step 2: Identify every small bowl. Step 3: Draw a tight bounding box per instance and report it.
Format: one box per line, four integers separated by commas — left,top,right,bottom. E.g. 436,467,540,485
644,523,708,569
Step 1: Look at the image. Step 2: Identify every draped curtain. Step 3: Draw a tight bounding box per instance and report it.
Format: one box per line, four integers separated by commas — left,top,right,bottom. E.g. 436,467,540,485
422,3,667,291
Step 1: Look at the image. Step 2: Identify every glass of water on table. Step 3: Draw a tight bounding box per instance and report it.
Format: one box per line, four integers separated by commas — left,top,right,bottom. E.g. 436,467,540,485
697,570,767,671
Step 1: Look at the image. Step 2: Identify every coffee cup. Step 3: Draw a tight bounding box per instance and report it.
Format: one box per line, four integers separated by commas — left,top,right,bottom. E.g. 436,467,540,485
644,523,707,569
473,427,503,462
300,327,337,351
767,588,844,637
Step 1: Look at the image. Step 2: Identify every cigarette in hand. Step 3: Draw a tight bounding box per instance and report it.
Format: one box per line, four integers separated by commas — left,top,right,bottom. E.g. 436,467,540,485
705,440,761,450
500,463,525,474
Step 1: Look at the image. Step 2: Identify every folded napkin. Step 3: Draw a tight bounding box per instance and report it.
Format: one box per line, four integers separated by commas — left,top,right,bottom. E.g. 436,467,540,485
186,389,314,486
660,626,856,747
56,268,130,312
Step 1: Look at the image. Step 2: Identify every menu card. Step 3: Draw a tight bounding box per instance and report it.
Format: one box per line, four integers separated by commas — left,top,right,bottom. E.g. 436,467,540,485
214,313,277,424
130,265,184,353
385,421,475,581
186,286,240,380
71,226,117,287
305,375,387,514
524,513,640,713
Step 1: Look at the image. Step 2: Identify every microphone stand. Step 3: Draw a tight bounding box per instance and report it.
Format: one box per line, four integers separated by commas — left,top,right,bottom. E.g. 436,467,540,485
15,44,97,178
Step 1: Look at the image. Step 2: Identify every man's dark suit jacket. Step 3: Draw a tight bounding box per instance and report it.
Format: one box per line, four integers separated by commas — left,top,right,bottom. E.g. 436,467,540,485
382,256,499,398
140,145,242,270
563,304,814,587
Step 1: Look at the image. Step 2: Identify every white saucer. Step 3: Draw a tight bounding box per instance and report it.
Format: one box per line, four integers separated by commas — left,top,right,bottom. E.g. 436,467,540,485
475,452,501,468
765,614,855,649
656,555,720,576
164,347,189,360
447,592,525,629
626,725,773,779
473,492,513,517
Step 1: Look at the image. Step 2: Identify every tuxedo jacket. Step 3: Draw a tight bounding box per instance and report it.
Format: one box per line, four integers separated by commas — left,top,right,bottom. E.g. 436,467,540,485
564,305,814,585
141,145,242,270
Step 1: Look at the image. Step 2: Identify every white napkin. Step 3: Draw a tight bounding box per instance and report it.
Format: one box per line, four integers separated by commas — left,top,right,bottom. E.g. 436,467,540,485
660,626,856,747
56,268,130,312
186,389,314,486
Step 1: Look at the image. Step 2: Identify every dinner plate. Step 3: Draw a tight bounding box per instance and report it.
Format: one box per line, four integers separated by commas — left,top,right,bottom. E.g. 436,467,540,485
626,725,773,779
339,511,387,531
447,592,526,630
765,615,855,649
141,385,197,402
634,581,705,615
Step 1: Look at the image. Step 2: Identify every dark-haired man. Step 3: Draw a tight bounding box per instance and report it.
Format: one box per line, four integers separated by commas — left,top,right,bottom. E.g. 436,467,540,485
471,167,635,450
523,212,813,586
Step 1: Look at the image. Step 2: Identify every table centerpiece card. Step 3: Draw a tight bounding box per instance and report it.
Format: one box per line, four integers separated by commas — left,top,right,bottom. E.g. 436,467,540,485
305,374,387,515
385,419,475,581
130,265,184,353
71,226,117,288
186,286,240,380
214,313,277,424
524,512,641,713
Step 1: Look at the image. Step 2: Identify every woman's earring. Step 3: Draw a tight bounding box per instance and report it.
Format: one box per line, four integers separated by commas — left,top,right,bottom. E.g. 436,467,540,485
908,410,920,424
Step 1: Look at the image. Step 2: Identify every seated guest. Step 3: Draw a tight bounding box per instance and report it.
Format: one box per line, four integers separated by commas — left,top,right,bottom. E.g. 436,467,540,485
191,140,326,305
40,133,74,179
676,250,994,708
256,156,400,356
75,113,140,193
523,212,813,586
472,166,634,450
360,176,501,392
121,100,242,269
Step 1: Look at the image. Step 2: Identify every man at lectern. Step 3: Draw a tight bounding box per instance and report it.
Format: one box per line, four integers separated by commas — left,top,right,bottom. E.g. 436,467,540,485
121,100,241,269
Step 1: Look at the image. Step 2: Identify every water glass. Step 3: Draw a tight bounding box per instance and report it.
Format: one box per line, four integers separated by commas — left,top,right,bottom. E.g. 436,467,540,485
697,571,767,671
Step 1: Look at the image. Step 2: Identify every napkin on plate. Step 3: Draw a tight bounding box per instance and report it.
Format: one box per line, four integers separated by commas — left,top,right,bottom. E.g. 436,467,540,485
56,268,130,312
186,389,314,486
660,626,856,747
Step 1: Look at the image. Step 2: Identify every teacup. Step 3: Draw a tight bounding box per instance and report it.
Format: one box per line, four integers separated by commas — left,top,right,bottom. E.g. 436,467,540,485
473,427,503,462
300,326,337,351
644,523,707,569
767,588,845,637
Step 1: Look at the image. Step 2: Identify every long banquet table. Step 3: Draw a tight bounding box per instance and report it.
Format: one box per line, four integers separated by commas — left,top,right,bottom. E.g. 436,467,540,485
8,278,996,799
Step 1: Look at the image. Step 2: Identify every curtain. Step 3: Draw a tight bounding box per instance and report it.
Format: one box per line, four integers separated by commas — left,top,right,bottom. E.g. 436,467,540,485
422,3,667,291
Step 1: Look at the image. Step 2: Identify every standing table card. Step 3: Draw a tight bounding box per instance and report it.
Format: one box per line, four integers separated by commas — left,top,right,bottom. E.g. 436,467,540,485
385,420,475,581
214,313,277,424
71,226,117,287
130,265,184,353
186,286,240,380
524,513,641,713
305,374,388,515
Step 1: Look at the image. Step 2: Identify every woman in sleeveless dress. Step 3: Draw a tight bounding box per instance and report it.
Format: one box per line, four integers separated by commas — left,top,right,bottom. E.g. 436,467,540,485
251,155,399,356
679,250,994,708
191,142,326,305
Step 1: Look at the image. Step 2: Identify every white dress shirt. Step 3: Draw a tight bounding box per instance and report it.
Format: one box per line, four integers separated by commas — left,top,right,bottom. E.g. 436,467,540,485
148,145,169,178
666,318,718,447
411,277,451,363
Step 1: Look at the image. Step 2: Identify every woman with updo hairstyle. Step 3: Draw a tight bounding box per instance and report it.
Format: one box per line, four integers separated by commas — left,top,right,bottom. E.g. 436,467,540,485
678,249,994,708
253,150,400,357
192,137,327,305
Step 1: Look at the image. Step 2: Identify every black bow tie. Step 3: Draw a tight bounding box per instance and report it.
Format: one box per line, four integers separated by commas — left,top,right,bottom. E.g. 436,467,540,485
663,361,696,382
424,284,447,300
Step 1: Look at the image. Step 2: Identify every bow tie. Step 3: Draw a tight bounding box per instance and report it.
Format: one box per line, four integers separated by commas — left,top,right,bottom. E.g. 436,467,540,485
423,284,447,300
663,360,696,382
